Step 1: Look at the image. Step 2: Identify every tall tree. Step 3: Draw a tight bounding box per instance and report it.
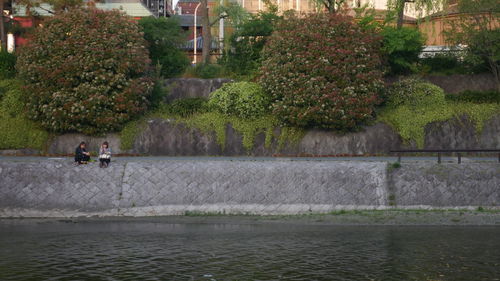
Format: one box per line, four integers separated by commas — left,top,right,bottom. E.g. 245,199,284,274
200,0,211,63
138,16,189,78
445,0,500,90
0,0,7,51
200,0,246,64
387,0,447,28
311,0,346,13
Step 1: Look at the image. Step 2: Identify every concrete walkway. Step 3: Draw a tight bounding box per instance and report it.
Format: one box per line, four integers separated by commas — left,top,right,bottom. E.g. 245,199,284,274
0,155,498,163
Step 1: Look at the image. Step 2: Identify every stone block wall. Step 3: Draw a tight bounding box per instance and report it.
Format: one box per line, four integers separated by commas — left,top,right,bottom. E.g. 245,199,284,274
0,160,498,217
163,78,233,102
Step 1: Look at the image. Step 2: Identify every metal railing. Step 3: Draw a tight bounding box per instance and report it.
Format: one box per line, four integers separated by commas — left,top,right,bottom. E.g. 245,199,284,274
390,149,500,163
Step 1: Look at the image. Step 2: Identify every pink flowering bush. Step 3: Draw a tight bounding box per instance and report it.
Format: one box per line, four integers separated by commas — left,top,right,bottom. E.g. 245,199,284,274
16,8,153,135
259,13,385,130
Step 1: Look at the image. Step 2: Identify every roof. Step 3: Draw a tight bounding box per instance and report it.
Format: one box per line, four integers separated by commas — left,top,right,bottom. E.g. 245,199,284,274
181,36,219,50
174,14,202,26
13,1,153,17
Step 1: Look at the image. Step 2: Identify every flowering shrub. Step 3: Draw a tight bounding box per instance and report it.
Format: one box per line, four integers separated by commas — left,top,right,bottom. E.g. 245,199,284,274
16,8,153,135
208,82,270,119
260,13,384,130
386,77,445,108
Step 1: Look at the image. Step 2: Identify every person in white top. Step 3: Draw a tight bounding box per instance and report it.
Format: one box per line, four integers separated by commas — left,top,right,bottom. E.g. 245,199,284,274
99,141,112,168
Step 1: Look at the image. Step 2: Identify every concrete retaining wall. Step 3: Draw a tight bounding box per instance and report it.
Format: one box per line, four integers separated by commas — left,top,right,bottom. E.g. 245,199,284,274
163,78,233,102
41,114,500,156
0,160,498,217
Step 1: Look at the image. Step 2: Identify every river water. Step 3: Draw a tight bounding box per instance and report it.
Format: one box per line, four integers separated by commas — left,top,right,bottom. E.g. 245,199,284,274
0,220,499,281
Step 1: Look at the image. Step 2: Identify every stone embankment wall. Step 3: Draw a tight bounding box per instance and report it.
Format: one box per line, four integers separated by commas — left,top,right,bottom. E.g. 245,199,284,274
42,115,500,156
163,78,233,102
0,160,498,217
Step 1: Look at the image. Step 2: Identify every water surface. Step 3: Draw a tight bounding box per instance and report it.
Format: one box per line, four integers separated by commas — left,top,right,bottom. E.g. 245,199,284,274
1,220,499,280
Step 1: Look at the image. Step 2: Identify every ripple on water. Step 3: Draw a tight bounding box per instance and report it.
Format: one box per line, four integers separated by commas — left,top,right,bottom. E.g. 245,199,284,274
0,222,499,280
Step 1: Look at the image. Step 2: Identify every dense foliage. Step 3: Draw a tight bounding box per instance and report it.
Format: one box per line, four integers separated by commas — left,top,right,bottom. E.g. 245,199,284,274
260,13,384,130
0,51,16,79
379,100,499,149
385,77,445,107
208,82,270,119
445,0,500,91
16,8,153,135
381,27,424,74
418,53,471,75
183,64,226,79
219,9,282,77
446,90,500,103
0,79,49,149
165,97,208,117
138,16,190,78
379,77,500,147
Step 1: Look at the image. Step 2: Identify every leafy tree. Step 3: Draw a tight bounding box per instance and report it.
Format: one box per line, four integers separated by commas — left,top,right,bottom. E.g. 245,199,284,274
445,0,500,91
138,16,189,78
311,0,347,13
260,13,384,130
16,8,153,135
381,26,424,74
200,0,248,64
220,3,282,76
387,0,447,28
355,7,424,74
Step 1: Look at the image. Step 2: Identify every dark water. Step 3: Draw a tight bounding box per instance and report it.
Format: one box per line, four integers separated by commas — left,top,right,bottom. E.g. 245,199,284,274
0,220,499,281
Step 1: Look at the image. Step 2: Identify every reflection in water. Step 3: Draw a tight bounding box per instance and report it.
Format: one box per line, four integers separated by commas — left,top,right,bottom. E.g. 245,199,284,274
0,221,499,280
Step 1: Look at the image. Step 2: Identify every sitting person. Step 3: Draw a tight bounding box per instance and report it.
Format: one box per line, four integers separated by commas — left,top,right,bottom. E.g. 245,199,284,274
75,141,91,164
99,141,112,168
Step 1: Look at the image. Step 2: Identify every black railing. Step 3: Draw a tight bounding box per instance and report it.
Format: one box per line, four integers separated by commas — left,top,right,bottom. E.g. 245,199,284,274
390,149,500,163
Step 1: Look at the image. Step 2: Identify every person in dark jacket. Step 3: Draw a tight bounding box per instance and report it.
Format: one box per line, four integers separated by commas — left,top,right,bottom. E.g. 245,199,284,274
75,141,91,164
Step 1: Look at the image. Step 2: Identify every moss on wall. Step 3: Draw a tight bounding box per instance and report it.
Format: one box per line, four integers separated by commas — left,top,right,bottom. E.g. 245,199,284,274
120,109,305,152
378,102,500,148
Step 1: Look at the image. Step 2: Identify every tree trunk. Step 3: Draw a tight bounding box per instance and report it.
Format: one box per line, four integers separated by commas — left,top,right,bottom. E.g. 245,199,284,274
0,0,7,52
201,0,211,64
489,61,500,92
396,0,405,29
322,0,336,13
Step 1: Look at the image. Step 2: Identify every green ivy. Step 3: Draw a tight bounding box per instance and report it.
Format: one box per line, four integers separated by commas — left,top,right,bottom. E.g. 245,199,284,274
119,119,146,150
121,108,304,152
378,101,500,148
276,127,305,150
0,79,50,150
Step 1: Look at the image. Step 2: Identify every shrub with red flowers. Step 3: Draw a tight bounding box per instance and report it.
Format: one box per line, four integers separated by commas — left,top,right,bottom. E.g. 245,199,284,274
16,8,153,135
259,13,384,130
